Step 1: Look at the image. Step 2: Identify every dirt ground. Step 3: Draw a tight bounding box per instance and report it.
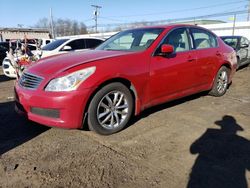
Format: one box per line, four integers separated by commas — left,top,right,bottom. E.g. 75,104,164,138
0,66,250,188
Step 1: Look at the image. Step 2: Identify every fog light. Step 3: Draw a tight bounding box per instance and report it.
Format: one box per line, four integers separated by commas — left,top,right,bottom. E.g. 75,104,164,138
30,107,60,118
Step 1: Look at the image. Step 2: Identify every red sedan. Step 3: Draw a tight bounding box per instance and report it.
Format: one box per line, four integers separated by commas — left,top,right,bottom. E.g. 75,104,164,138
15,24,237,135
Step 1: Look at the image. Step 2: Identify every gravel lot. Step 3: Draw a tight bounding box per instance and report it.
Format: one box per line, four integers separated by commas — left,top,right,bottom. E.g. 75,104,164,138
0,66,250,188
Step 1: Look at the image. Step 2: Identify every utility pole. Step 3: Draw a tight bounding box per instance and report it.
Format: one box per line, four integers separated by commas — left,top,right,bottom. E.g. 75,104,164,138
50,8,55,38
248,0,250,21
232,14,237,36
91,5,102,33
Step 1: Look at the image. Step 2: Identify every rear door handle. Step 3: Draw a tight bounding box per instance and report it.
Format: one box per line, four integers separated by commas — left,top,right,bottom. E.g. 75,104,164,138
216,51,221,56
188,58,196,62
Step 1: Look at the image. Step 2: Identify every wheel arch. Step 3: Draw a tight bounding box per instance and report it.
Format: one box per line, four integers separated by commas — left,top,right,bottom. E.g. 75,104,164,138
81,77,140,129
221,62,232,71
209,62,232,90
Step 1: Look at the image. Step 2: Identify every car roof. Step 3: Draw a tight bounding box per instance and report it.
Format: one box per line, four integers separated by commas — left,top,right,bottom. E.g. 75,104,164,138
128,24,217,35
56,37,104,41
136,24,206,29
220,36,242,38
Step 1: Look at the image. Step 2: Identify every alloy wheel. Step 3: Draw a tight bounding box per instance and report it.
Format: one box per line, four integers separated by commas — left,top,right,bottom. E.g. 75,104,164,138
97,91,129,130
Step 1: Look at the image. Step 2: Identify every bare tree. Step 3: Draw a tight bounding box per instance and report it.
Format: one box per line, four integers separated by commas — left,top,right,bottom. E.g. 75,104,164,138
33,18,87,37
34,18,50,28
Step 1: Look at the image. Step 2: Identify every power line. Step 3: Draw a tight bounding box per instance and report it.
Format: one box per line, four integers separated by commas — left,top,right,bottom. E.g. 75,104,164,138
104,0,247,18
86,10,249,29
99,16,124,22
98,5,249,24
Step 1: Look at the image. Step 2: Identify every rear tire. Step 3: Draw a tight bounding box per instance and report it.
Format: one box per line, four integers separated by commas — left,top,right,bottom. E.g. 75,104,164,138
87,82,133,135
236,57,240,70
209,66,229,97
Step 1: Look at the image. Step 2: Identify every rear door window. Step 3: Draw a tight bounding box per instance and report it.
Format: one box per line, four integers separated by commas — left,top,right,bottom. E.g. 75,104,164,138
66,39,86,50
191,28,218,49
85,39,103,48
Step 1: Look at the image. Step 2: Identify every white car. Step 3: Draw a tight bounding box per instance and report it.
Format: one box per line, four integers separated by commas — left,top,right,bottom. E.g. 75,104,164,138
39,38,54,48
2,37,103,78
2,57,16,78
38,37,104,58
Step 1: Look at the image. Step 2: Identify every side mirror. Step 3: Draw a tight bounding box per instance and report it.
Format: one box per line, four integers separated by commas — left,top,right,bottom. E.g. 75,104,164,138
160,44,174,55
241,43,249,48
62,45,72,51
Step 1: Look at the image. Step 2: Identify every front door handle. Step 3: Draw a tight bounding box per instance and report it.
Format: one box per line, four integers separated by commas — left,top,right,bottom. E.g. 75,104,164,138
188,58,196,62
187,56,196,62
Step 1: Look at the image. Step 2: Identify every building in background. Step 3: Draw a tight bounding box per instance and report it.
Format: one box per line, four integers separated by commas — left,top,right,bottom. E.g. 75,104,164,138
0,28,51,42
202,21,250,39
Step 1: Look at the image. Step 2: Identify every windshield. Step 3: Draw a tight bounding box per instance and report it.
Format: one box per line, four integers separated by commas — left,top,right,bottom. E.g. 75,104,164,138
42,39,69,51
221,37,239,49
96,28,164,52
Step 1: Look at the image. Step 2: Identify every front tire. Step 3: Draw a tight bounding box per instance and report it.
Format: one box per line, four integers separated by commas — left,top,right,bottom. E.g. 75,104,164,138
87,82,133,135
209,66,229,97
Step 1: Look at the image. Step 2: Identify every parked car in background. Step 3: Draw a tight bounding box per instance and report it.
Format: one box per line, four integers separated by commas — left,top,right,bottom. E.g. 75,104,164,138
0,45,8,65
221,36,250,69
1,41,38,65
37,37,104,58
21,38,53,48
15,25,237,135
0,42,16,65
39,38,54,48
2,39,53,78
2,57,16,78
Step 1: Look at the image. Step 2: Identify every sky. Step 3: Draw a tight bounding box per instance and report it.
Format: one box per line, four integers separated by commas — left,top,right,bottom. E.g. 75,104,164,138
0,0,249,28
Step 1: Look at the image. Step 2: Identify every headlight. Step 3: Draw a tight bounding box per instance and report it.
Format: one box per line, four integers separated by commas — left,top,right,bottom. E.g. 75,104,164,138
45,66,96,92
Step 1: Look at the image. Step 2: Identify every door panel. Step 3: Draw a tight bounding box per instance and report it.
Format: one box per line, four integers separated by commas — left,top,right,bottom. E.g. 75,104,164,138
148,28,197,105
150,52,197,100
190,28,219,86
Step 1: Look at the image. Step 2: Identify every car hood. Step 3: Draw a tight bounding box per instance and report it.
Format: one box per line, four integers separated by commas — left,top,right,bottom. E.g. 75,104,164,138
28,50,131,76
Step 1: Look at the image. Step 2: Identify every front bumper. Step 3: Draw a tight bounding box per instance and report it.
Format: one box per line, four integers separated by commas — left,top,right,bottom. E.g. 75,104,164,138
15,83,94,129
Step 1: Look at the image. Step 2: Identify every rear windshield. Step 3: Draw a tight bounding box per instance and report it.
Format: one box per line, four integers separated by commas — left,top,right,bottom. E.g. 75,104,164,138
221,37,239,49
42,39,68,51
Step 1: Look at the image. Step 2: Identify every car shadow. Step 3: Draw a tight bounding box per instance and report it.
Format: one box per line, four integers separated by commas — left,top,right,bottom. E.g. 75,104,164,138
237,63,250,71
0,101,49,155
128,91,208,127
187,115,250,188
81,91,207,132
0,75,14,83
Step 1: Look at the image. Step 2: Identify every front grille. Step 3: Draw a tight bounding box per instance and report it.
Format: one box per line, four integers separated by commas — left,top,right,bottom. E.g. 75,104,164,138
19,72,44,90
